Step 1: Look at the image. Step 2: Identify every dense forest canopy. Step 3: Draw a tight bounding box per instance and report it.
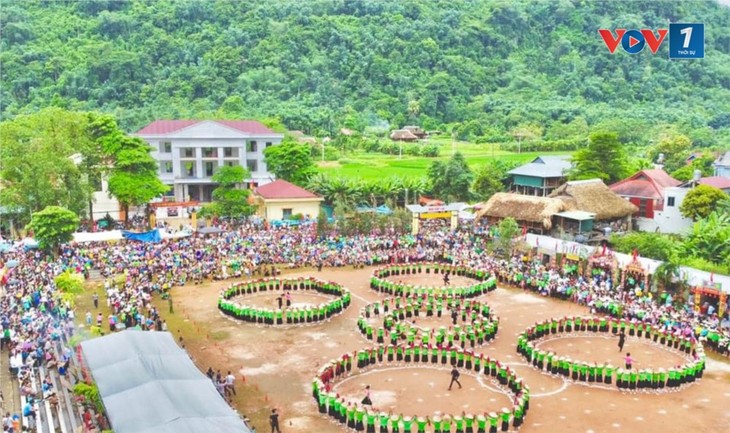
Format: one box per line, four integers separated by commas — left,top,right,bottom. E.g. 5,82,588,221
2,0,730,143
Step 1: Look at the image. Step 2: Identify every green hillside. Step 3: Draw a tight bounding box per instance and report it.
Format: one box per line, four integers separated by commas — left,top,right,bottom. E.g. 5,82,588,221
2,0,730,144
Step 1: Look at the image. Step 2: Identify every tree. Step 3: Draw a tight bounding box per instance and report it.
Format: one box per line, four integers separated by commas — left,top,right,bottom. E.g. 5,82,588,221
316,209,329,238
496,217,519,258
107,136,169,224
263,138,316,186
26,206,79,254
647,133,692,172
680,185,726,221
0,108,94,224
428,152,473,202
205,165,254,219
510,124,542,153
569,132,628,183
472,161,513,201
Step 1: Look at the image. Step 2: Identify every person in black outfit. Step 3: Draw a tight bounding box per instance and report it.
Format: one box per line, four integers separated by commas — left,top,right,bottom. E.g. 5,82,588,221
270,408,281,433
443,272,450,286
451,308,459,326
448,367,462,390
618,330,626,353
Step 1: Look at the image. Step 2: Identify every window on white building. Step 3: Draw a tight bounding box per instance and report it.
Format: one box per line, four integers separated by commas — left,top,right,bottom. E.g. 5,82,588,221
202,147,217,158
205,162,215,177
160,141,172,153
667,197,675,207
163,161,173,174
266,142,273,148
282,208,293,219
247,141,257,152
184,162,195,177
182,148,194,158
224,147,234,157
246,159,258,173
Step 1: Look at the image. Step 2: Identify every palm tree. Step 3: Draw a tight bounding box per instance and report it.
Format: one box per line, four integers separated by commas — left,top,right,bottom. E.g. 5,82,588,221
402,177,428,205
654,256,680,293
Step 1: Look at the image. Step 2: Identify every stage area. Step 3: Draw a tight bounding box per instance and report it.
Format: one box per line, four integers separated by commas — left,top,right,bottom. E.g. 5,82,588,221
333,366,513,416
535,335,691,371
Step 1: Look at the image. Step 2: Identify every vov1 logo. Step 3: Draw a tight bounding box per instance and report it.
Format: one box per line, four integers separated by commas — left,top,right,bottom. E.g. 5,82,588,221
598,23,704,59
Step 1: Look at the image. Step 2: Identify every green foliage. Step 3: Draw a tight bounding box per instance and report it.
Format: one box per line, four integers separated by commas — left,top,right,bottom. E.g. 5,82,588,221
106,136,169,220
681,257,729,275
73,382,104,414
471,160,516,201
671,155,716,182
609,232,678,262
647,133,692,173
307,173,428,208
26,206,79,253
316,209,329,238
680,185,726,221
681,211,730,267
2,1,729,138
428,152,473,202
569,132,628,184
497,217,519,258
0,108,93,223
54,270,85,294
208,165,254,218
263,138,316,185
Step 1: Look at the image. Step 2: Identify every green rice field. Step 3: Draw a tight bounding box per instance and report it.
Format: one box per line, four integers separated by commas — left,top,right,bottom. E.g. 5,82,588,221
316,141,572,180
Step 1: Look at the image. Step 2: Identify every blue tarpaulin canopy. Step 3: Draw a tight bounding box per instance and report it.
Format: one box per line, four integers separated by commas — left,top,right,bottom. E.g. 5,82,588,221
122,229,162,243
376,205,393,215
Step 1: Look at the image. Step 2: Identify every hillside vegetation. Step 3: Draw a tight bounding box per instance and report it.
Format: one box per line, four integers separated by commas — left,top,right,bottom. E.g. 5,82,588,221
2,0,730,144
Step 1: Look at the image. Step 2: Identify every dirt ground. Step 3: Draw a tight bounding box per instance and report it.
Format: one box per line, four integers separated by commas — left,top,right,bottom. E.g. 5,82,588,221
163,266,730,433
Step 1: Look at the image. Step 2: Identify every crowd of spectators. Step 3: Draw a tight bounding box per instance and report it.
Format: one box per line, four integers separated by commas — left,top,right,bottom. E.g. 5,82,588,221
0,219,728,429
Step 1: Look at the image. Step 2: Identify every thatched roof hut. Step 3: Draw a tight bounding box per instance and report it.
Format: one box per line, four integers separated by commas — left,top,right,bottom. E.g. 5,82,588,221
549,179,638,221
476,193,572,230
390,129,419,141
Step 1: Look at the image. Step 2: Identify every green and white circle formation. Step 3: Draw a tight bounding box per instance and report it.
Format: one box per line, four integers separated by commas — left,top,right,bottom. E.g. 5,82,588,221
516,316,705,393
370,263,497,298
218,277,350,326
356,296,499,348
313,345,529,432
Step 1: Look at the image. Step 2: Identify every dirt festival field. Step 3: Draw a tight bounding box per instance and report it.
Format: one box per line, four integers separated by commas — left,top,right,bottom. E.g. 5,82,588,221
166,266,730,433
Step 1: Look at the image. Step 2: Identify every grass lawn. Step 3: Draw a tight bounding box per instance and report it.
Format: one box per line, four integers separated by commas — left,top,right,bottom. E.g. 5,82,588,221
317,141,572,180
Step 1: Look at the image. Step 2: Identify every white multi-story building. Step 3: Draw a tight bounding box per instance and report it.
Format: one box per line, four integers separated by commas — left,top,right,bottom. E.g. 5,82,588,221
136,120,284,202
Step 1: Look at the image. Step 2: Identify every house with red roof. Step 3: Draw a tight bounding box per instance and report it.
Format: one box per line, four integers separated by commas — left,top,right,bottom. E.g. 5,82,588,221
252,180,323,222
609,169,680,218
135,120,284,202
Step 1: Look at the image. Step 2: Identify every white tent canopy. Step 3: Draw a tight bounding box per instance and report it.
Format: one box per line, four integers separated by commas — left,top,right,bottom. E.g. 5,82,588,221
81,331,252,433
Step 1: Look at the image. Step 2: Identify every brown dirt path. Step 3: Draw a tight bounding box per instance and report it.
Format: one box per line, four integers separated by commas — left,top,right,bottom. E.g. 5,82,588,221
162,266,730,433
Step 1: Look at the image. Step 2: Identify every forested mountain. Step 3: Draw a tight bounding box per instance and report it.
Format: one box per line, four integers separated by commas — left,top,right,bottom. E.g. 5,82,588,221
2,0,730,143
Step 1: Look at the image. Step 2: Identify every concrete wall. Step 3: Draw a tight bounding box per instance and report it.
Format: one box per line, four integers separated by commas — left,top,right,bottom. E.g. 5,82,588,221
91,177,122,221
259,199,322,221
654,187,693,235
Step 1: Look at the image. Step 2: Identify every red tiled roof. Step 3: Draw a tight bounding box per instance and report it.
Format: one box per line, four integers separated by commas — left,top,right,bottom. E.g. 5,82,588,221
641,169,682,189
698,176,730,190
254,180,320,200
136,120,275,135
609,170,680,200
